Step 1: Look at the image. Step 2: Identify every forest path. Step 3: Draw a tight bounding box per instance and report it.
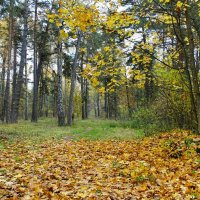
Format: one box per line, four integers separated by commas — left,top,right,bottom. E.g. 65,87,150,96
0,118,144,144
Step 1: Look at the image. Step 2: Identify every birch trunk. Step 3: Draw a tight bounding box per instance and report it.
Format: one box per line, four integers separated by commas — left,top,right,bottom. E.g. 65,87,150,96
67,33,81,126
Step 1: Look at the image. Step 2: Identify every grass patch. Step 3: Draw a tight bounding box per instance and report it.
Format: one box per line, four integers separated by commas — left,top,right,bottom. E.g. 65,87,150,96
0,118,144,144
0,141,5,149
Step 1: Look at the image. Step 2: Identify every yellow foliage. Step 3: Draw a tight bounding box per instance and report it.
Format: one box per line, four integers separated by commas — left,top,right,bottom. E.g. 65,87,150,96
48,1,100,36
59,29,68,39
91,77,100,87
176,1,183,8
103,46,110,52
82,45,126,94
55,21,62,27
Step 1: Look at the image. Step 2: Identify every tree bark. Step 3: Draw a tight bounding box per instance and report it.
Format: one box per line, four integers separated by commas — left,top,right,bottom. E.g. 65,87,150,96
67,33,81,126
64,77,68,115
39,72,44,117
125,71,131,118
52,70,57,117
0,55,6,122
31,0,38,122
114,90,118,120
85,79,89,118
4,0,14,123
96,93,100,117
57,43,65,126
10,0,28,123
24,60,28,120
10,39,17,120
185,9,200,133
80,52,86,119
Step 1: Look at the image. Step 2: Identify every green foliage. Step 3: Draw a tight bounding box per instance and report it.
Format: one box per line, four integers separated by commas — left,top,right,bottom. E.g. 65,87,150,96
185,138,194,147
0,141,5,149
112,106,177,136
126,108,170,135
122,84,193,135
135,175,146,182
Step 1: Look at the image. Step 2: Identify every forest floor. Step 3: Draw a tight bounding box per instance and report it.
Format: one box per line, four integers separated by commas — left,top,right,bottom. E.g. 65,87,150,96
0,119,200,199
0,118,144,145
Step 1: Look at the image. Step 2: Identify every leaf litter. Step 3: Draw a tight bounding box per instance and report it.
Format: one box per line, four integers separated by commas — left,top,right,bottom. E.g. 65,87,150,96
0,131,199,199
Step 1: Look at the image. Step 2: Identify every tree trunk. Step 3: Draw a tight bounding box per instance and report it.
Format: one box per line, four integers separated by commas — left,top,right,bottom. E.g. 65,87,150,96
31,1,54,122
104,81,110,119
52,70,57,117
31,0,38,122
80,52,86,119
114,90,118,120
10,39,17,120
96,93,100,117
94,93,100,118
45,95,49,117
64,77,68,115
85,79,89,118
182,48,198,129
57,43,65,126
0,56,6,122
171,9,198,130
125,72,131,118
39,72,45,117
44,67,49,117
10,0,28,123
4,0,14,123
67,33,81,126
185,10,200,134
4,70,11,123
24,60,28,120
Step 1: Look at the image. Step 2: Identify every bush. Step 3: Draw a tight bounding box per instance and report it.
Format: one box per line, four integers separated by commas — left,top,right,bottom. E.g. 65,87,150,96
125,106,174,135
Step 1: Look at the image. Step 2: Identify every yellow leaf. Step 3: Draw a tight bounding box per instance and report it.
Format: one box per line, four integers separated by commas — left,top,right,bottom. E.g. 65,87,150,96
15,174,23,178
91,78,99,87
59,30,68,39
58,8,68,14
103,46,110,52
137,184,147,192
130,171,136,178
122,168,129,175
56,21,62,27
176,1,183,8
49,19,54,23
98,87,105,93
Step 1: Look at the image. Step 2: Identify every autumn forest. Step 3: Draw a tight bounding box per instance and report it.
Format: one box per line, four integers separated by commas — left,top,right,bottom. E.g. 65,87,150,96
0,0,200,199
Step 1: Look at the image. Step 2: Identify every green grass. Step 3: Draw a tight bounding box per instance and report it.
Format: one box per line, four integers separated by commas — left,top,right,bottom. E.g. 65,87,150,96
0,118,144,144
0,141,5,149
